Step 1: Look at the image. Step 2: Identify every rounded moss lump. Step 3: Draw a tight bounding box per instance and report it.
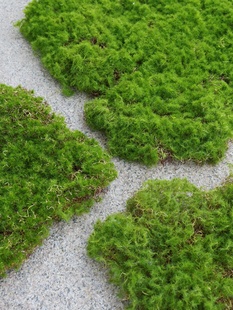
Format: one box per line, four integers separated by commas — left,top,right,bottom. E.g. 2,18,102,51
88,178,233,309
18,0,233,165
0,83,117,276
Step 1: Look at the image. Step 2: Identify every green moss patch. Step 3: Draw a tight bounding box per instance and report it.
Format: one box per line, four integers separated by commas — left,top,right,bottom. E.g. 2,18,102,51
0,84,117,277
17,0,233,165
88,179,233,309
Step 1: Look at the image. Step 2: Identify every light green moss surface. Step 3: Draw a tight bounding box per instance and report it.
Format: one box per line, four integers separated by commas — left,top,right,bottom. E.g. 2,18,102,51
88,178,233,309
0,84,117,276
17,0,233,165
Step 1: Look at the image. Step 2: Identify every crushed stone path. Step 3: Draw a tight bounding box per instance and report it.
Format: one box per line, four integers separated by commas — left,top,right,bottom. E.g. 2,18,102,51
1,1,233,309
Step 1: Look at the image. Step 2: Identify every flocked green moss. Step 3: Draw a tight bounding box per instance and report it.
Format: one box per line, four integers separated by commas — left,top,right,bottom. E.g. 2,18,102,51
17,0,233,165
88,178,233,309
0,84,117,277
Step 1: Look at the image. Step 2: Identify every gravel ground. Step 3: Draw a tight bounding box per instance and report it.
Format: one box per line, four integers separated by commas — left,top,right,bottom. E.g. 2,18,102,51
1,1,233,309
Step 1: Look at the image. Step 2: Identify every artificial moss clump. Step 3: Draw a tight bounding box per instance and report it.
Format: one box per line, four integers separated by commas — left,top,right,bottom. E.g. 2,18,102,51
88,179,233,309
0,84,117,277
17,0,233,165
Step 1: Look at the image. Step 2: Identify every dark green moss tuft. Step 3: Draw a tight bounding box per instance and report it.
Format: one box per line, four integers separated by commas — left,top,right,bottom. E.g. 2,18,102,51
88,178,233,309
0,84,117,276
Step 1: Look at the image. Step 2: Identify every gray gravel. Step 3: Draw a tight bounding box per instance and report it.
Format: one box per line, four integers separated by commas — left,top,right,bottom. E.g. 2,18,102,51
1,1,233,309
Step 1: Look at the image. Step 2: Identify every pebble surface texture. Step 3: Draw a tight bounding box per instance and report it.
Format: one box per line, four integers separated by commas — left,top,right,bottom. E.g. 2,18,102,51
1,1,233,309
